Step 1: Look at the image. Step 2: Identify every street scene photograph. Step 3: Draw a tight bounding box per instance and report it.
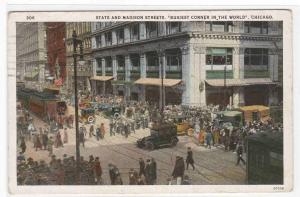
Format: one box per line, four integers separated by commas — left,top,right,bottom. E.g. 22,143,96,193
15,20,283,186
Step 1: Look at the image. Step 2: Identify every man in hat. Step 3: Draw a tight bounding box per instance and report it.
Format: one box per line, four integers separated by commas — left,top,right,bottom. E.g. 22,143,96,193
79,129,85,147
20,137,26,153
138,158,145,177
63,128,68,144
108,163,116,185
47,136,54,156
150,158,157,184
94,157,102,184
42,131,48,150
186,147,195,170
172,156,185,185
236,142,246,166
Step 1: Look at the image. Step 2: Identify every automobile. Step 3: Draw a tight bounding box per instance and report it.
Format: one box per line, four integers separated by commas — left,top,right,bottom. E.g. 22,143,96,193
170,115,192,136
214,110,243,129
239,105,270,124
137,122,178,150
80,108,95,123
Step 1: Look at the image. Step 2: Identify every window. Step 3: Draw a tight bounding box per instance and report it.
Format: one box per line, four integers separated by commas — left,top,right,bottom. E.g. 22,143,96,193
130,54,140,71
117,55,125,72
96,58,102,70
166,49,182,71
130,23,140,41
116,28,124,44
105,56,112,72
146,22,158,38
244,48,268,66
146,51,159,70
206,48,233,65
166,22,181,34
205,22,233,32
244,21,268,34
104,32,112,46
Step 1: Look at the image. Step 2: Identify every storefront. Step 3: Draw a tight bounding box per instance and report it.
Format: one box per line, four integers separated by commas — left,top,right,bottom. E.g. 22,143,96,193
90,76,114,95
134,78,182,106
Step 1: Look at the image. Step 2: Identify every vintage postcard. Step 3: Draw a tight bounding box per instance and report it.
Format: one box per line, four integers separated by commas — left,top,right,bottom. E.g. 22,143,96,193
7,9,293,194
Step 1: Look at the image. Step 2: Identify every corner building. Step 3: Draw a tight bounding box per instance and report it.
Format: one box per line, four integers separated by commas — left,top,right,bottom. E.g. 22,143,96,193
90,21,282,107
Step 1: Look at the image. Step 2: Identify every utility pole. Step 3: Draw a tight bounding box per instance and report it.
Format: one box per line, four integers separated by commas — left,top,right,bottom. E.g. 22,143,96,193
224,65,227,107
158,48,164,122
72,30,84,184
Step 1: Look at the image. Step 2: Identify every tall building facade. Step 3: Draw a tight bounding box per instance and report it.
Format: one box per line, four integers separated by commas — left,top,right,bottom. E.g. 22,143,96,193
65,22,92,93
16,22,47,91
46,22,66,85
90,21,282,107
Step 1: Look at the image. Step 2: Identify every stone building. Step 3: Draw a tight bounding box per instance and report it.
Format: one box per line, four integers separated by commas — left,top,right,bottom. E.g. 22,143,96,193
65,22,92,94
16,22,47,91
90,21,282,107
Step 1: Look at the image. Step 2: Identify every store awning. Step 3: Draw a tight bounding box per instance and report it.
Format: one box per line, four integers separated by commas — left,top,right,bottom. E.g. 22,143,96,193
134,78,182,87
205,78,277,87
90,76,114,81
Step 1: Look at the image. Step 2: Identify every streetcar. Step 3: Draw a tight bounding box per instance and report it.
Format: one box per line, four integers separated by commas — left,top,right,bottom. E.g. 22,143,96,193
246,131,283,184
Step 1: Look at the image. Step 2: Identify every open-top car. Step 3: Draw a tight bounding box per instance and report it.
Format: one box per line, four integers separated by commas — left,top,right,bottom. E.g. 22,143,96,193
137,122,178,150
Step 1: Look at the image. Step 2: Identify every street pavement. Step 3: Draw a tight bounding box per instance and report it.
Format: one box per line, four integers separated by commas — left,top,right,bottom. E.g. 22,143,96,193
20,105,246,185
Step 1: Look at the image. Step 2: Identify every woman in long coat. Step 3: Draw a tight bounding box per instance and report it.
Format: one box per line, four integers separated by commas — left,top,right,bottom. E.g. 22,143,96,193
63,128,68,144
55,131,63,148
34,134,42,151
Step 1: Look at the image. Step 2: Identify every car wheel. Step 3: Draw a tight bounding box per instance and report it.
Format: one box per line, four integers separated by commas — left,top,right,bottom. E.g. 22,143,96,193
171,138,178,147
146,142,155,150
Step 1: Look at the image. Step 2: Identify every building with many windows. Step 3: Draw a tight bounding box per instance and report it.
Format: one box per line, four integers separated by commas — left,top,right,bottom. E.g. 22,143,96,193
90,21,282,107
16,22,47,91
65,22,92,93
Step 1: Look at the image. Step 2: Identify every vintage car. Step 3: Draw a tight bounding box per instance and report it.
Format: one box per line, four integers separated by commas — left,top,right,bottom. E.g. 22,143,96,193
239,105,270,124
137,122,178,150
103,105,121,117
80,108,95,123
213,110,243,131
168,115,192,135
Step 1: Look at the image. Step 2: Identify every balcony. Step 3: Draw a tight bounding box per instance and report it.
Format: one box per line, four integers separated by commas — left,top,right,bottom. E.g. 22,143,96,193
244,65,269,78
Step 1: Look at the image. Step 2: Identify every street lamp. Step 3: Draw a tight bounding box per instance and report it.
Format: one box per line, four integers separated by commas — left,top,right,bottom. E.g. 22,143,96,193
72,30,84,183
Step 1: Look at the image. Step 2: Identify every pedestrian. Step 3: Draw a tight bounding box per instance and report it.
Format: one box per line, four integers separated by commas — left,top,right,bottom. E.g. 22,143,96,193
96,126,100,141
108,164,116,185
150,158,157,184
100,123,105,139
55,131,63,148
236,142,246,165
47,136,54,156
144,159,155,185
124,123,130,138
42,132,48,150
63,128,68,144
172,156,185,185
79,129,85,147
129,168,138,185
20,137,26,153
93,157,102,184
114,168,123,185
206,130,212,149
34,134,42,151
89,125,94,138
186,147,195,170
109,119,115,136
138,158,145,177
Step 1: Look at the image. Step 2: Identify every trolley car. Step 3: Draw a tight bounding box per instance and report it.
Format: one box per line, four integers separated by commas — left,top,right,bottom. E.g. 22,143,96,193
246,131,283,184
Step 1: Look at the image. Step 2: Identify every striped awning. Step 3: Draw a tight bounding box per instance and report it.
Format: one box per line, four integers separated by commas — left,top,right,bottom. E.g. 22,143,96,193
134,78,182,87
90,76,114,81
205,78,277,87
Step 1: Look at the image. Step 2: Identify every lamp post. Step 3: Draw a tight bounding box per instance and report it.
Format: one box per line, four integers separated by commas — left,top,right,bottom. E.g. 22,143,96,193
72,30,84,183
